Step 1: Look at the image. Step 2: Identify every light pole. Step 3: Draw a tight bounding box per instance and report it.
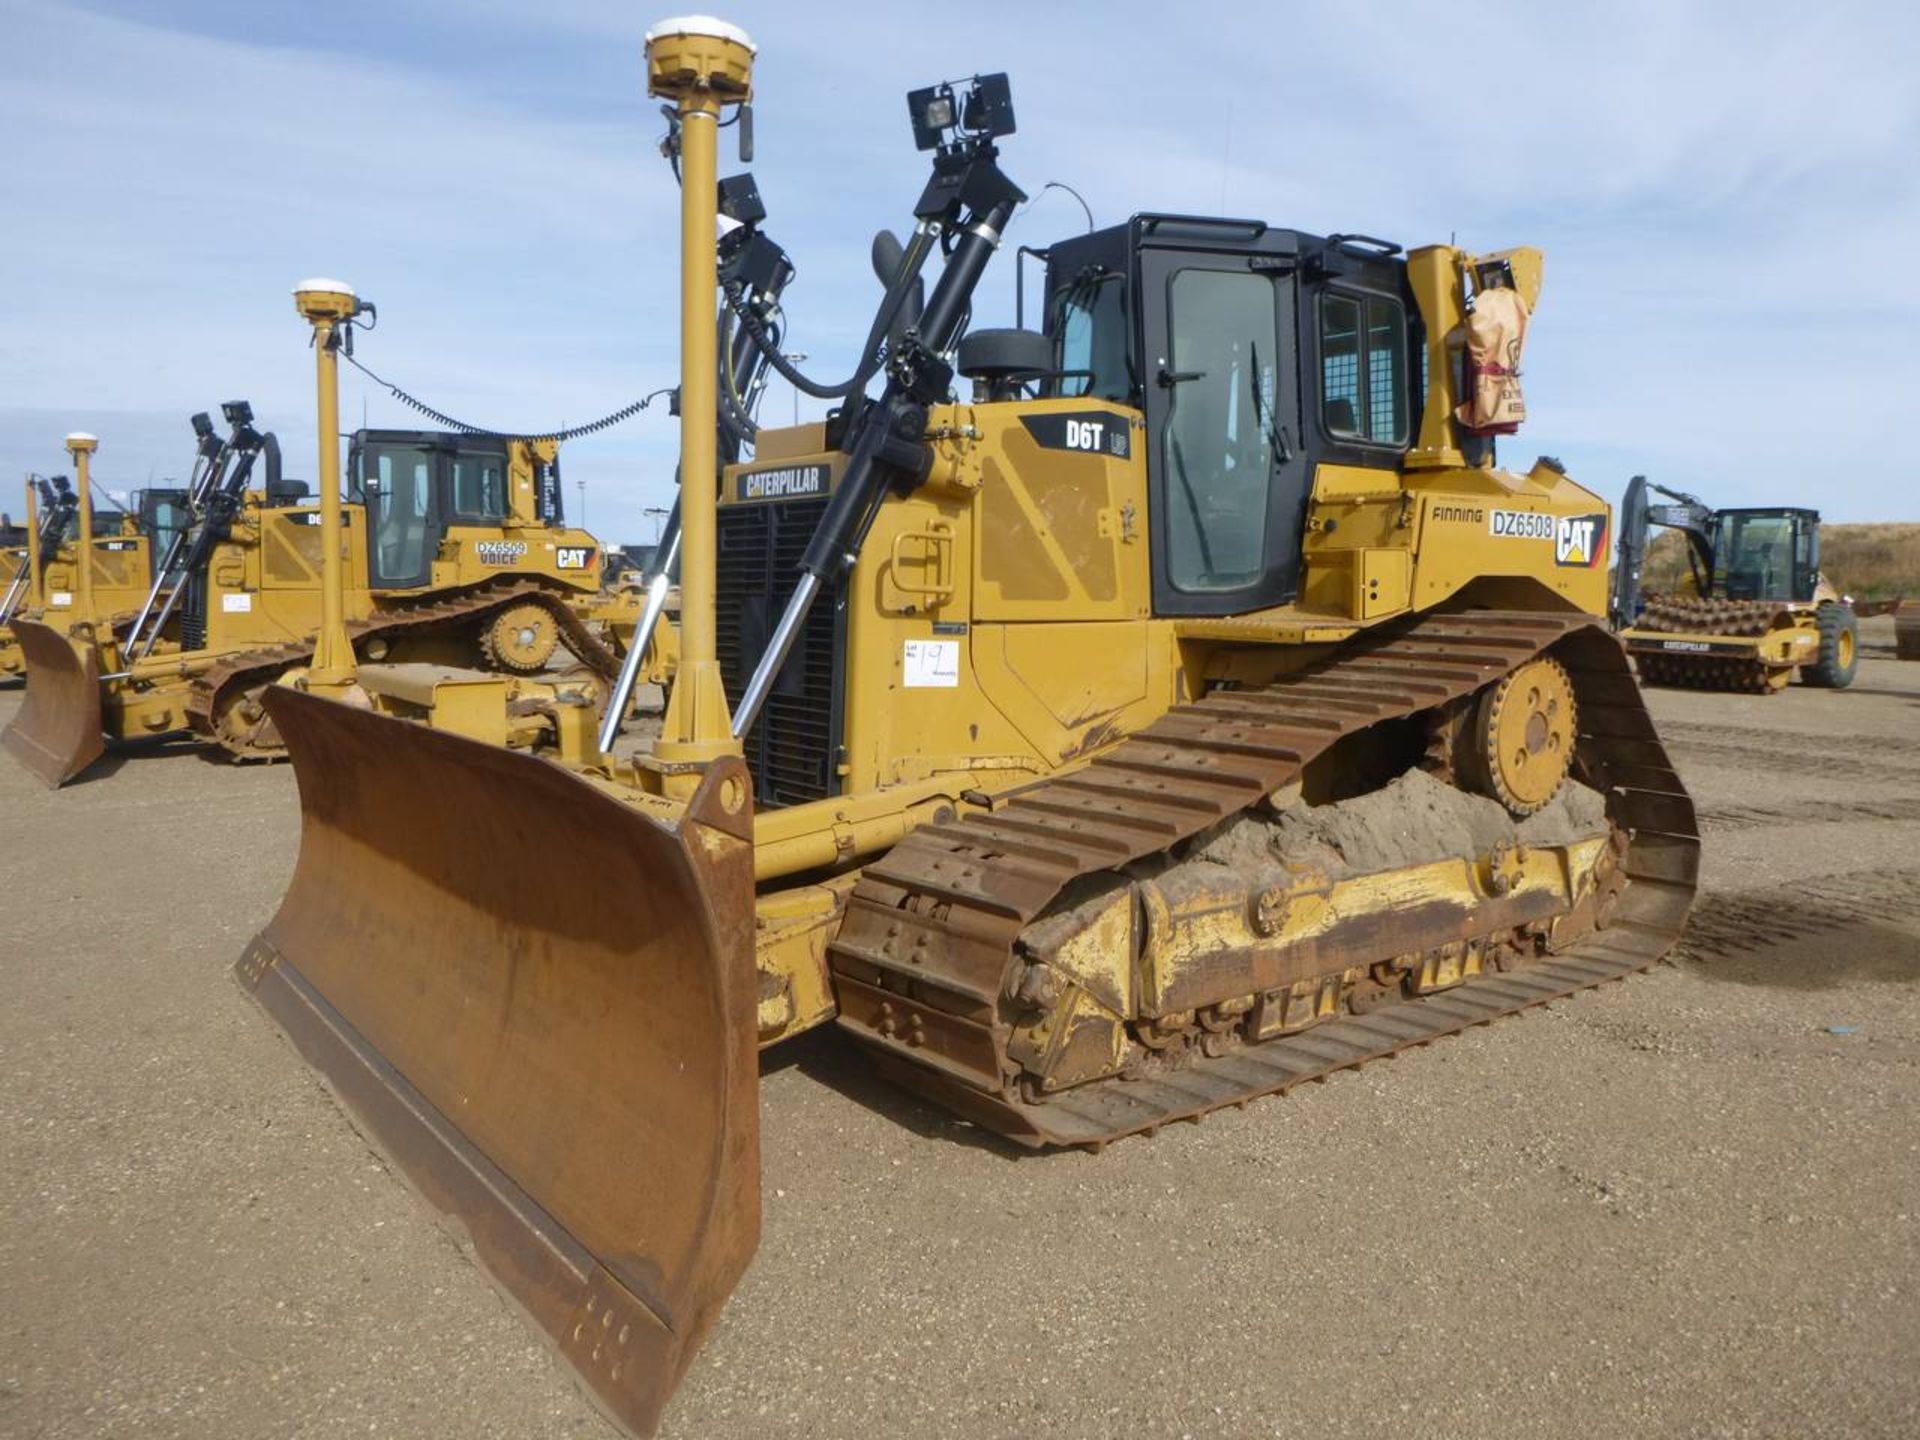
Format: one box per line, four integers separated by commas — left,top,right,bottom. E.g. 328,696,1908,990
577,474,587,530
645,506,669,543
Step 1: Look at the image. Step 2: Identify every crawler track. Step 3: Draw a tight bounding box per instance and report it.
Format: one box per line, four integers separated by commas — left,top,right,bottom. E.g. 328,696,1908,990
830,610,1699,1148
186,579,619,760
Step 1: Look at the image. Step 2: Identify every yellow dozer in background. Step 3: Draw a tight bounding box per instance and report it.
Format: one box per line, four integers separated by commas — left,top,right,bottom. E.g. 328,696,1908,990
0,475,75,681
2,321,623,786
1611,476,1858,692
0,470,162,683
0,509,25,599
236,23,1698,1437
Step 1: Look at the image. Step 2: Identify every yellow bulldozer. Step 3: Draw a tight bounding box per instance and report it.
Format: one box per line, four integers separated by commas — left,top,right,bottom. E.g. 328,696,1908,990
0,511,24,591
235,23,1699,1437
1611,476,1858,692
1,469,165,682
2,351,624,786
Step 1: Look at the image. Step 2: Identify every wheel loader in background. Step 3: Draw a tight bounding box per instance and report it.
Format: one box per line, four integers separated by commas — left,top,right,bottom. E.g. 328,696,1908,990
236,21,1698,1437
1,338,625,787
1612,475,1858,692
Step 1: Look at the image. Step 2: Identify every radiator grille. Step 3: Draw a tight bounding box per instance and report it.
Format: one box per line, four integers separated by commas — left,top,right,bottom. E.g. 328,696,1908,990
178,573,207,651
715,496,844,809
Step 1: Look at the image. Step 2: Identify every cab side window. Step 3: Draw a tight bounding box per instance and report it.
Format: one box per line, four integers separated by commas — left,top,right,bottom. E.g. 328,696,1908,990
1052,274,1130,403
451,451,506,520
1321,292,1408,446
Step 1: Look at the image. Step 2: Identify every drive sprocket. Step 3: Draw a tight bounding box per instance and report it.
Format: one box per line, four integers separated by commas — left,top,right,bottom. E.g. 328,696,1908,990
480,601,560,674
1457,654,1576,816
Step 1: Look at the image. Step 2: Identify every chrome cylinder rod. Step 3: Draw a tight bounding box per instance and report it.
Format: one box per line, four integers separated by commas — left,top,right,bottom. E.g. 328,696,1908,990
596,519,681,755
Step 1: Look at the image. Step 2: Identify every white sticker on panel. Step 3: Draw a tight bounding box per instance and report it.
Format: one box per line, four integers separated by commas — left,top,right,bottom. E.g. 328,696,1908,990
222,592,254,613
903,639,959,688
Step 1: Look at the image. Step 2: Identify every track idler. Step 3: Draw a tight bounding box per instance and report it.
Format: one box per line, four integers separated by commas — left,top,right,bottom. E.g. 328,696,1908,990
235,686,761,1435
1,617,105,787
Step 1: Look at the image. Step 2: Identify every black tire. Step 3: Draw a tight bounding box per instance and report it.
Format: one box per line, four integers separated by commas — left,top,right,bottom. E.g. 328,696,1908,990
1805,603,1859,688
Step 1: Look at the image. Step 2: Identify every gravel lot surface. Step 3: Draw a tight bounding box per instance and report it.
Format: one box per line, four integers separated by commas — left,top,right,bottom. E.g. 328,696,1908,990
3,622,1916,1439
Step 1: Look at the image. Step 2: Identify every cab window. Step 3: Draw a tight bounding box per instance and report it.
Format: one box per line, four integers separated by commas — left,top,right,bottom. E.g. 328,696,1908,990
451,449,506,520
1321,292,1408,445
360,445,434,582
1163,267,1279,593
1051,272,1130,402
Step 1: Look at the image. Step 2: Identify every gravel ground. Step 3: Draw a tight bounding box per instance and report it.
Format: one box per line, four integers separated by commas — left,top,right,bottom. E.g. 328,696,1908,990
2,622,1916,1440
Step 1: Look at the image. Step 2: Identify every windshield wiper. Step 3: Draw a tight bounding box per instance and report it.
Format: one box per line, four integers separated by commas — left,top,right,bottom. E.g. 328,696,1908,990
1249,341,1293,463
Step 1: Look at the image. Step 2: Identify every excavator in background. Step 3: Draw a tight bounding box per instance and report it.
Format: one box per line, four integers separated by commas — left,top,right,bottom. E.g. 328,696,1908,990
2,365,621,786
1612,476,1858,692
236,23,1697,1437
1,470,158,683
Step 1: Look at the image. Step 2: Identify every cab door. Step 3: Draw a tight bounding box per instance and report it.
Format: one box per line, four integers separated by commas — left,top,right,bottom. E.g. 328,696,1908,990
356,437,443,591
1140,244,1308,616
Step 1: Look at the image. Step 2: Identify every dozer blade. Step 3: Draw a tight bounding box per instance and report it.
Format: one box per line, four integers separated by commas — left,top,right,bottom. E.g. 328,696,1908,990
236,684,760,1438
1,617,105,787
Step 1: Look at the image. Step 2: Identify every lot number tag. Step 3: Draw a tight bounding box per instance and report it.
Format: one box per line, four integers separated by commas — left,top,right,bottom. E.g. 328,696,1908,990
903,639,959,688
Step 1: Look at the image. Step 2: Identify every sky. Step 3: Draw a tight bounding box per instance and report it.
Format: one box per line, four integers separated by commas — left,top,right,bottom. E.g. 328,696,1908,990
2,0,1916,542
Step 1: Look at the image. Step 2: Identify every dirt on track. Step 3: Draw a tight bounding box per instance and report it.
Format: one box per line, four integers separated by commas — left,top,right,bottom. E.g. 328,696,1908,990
3,623,1917,1440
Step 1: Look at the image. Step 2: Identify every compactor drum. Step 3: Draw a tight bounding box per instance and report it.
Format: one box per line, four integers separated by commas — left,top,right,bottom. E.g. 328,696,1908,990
1613,479,1857,692
238,26,1698,1437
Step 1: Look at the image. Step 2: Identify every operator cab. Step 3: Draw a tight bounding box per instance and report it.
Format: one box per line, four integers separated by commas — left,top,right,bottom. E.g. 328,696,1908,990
1035,218,1420,616
131,487,192,581
348,429,563,589
1710,507,1819,603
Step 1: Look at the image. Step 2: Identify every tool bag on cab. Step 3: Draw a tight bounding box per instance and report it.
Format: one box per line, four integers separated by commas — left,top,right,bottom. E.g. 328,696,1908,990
1454,270,1530,434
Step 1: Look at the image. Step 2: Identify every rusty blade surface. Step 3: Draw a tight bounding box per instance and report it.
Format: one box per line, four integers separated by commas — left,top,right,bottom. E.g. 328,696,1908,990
1,617,105,787
235,685,759,1438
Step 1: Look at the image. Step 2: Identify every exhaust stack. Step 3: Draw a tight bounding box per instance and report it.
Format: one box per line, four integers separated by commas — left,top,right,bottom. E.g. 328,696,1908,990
640,16,755,796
